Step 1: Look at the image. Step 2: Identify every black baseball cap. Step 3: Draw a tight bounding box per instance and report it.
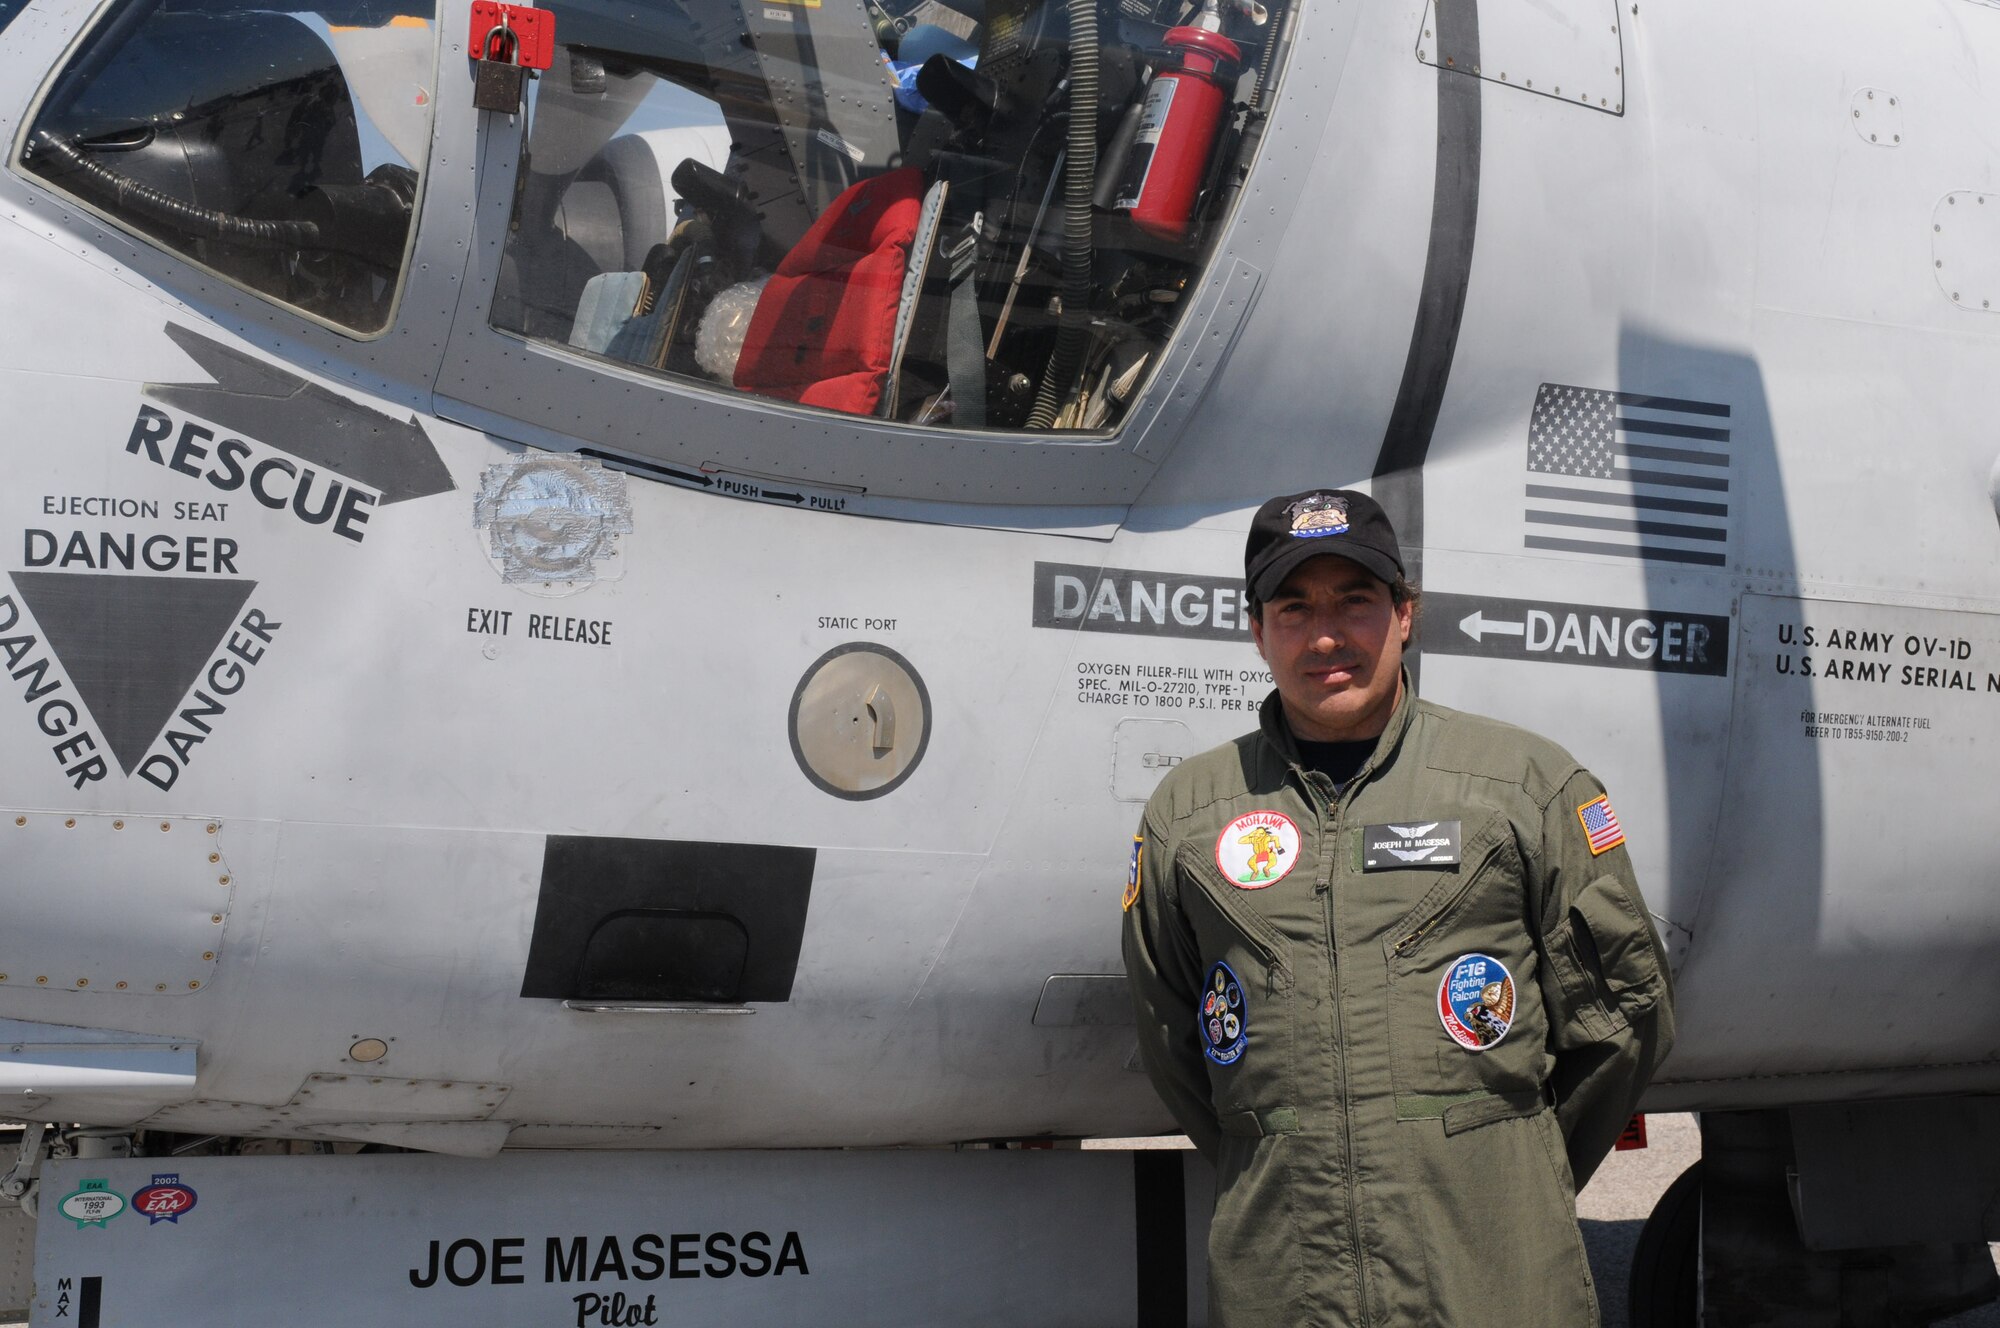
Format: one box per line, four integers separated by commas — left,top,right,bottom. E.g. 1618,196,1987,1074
1244,489,1404,603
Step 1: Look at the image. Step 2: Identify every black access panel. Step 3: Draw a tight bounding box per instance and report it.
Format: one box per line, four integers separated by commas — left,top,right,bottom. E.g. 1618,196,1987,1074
520,837,816,1004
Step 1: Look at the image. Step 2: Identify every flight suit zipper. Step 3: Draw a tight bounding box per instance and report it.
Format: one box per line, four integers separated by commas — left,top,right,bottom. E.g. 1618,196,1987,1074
1306,769,1373,1327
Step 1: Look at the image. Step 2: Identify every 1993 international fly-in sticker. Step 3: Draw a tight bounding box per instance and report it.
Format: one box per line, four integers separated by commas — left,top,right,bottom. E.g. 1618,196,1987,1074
1215,811,1300,888
1437,953,1515,1051
58,1178,125,1229
1200,961,1247,1065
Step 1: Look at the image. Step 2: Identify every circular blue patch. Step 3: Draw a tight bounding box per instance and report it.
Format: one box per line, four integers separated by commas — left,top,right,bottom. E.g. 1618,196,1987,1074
1437,952,1516,1052
1200,961,1248,1065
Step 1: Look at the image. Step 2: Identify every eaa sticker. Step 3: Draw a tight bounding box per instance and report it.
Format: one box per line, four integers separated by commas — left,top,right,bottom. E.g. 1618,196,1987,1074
131,1173,198,1224
1437,953,1516,1052
1121,835,1144,911
1200,961,1247,1065
58,1178,126,1229
1286,493,1350,538
1214,811,1301,888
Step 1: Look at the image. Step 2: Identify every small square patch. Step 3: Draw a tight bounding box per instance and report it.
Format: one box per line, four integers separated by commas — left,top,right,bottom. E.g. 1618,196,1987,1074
1576,794,1625,855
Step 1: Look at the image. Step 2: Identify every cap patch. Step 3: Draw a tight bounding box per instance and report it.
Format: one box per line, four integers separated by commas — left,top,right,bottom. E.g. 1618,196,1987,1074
1215,811,1301,888
1286,493,1350,538
1437,953,1515,1052
1200,961,1247,1065
1121,835,1143,911
1576,794,1625,855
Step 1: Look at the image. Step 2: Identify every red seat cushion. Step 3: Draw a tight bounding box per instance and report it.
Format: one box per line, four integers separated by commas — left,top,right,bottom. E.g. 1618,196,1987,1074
733,167,925,416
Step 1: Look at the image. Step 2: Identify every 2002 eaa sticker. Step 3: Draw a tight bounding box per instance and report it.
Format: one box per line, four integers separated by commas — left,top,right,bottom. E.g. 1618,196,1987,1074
1214,811,1300,888
131,1173,198,1224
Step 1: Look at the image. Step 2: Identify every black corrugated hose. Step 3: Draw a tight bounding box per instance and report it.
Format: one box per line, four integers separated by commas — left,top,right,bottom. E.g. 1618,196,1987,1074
30,129,323,249
1027,0,1099,428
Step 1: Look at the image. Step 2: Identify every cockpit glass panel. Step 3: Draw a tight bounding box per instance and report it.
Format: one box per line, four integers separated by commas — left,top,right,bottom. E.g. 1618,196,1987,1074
0,0,28,38
491,0,1292,431
18,0,440,336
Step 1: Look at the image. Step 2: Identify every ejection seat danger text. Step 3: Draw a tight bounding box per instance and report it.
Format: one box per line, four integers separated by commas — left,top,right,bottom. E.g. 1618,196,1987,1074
1424,593,1730,676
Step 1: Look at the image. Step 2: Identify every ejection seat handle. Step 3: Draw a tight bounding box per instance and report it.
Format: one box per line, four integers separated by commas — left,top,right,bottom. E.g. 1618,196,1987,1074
864,684,896,755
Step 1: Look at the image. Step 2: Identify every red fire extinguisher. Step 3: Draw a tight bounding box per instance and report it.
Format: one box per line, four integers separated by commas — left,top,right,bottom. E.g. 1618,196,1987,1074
1114,6,1241,242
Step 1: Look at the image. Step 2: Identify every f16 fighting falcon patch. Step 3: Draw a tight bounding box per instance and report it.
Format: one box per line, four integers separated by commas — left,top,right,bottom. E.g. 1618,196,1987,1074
1122,835,1144,911
1438,953,1515,1052
1576,794,1625,855
1200,961,1247,1065
1362,820,1462,870
1215,811,1300,888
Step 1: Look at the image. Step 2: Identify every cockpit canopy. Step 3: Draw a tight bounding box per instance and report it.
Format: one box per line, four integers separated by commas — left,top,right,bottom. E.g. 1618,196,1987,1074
491,0,1288,432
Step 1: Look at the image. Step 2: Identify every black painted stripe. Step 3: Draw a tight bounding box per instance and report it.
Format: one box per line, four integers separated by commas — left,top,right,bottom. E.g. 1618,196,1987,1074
1615,391,1731,417
1527,510,1726,541
1618,442,1729,467
1525,536,1728,567
80,1276,102,1328
1525,484,1728,517
1616,417,1732,443
1134,1151,1188,1326
1372,0,1483,568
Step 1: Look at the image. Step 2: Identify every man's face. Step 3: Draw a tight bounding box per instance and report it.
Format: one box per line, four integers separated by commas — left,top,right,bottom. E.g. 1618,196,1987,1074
1249,556,1411,743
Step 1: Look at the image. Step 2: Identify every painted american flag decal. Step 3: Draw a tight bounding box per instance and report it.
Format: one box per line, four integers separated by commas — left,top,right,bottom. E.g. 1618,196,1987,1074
1526,383,1732,566
1576,794,1626,855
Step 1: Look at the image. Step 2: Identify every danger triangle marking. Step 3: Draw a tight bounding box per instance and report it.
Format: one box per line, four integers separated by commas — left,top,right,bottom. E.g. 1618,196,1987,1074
8,572,257,776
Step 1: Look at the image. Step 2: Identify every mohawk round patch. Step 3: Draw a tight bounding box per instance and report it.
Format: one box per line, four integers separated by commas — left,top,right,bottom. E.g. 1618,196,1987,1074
1200,961,1248,1065
1437,953,1516,1052
1214,811,1301,888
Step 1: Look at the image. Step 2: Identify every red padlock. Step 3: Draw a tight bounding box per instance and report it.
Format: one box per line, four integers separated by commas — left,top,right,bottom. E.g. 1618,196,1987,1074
468,1,554,71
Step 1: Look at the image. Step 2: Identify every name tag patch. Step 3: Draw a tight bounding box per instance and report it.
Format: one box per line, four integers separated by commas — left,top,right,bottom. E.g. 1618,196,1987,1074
1362,820,1462,870
1200,961,1247,1065
1438,953,1515,1052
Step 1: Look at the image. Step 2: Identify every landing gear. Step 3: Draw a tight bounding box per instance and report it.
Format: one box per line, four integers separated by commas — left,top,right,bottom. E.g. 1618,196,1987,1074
1640,1110,2000,1327
1629,1161,1699,1328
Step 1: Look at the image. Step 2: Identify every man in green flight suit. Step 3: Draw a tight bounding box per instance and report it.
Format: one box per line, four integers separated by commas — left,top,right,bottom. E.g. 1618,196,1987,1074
1121,489,1675,1326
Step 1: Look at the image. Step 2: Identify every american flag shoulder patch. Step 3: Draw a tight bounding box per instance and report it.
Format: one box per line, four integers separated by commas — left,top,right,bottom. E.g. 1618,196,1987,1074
1122,836,1144,911
1576,794,1626,855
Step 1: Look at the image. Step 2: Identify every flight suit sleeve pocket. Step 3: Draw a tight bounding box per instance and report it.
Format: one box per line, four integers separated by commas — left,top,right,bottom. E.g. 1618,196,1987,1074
1544,874,1666,1048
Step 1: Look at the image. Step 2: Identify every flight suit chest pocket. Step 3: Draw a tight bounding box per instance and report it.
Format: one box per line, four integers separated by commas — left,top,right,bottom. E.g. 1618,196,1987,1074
1378,819,1546,1097
1175,840,1298,1112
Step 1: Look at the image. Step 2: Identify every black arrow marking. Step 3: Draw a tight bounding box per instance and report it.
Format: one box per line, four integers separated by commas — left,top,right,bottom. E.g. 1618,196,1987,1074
147,323,454,505
763,490,804,503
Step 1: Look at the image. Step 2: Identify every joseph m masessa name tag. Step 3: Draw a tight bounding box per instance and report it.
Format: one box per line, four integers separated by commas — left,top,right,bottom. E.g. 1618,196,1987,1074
1362,821,1462,870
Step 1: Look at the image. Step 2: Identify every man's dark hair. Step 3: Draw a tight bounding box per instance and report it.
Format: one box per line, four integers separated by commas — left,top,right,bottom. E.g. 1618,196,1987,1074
1247,574,1422,632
